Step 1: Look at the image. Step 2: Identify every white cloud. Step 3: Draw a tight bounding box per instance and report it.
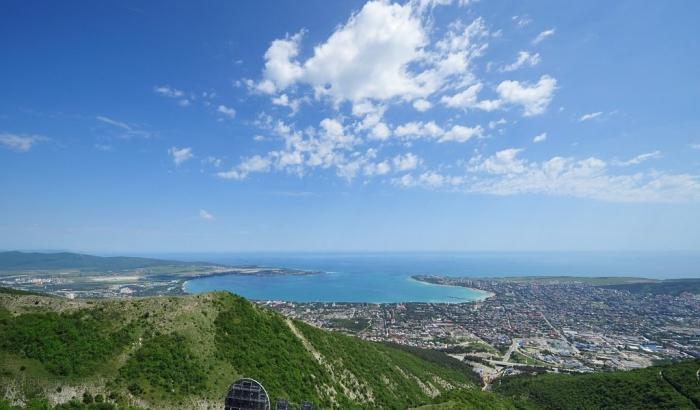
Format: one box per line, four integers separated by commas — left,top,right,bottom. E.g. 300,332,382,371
154,85,185,98
512,15,532,28
96,116,151,139
496,75,557,116
412,99,432,112
271,93,302,114
612,151,661,166
440,124,483,142
394,121,444,139
255,1,490,107
393,149,700,202
259,31,305,93
168,146,194,166
363,160,391,176
691,143,700,150
466,153,699,202
217,154,272,180
0,133,45,152
199,209,215,221
533,132,547,143
578,111,603,122
470,148,526,174
488,118,507,129
393,153,420,171
302,1,428,103
500,51,540,72
532,29,555,45
369,122,391,140
440,83,501,111
217,105,236,119
203,156,223,168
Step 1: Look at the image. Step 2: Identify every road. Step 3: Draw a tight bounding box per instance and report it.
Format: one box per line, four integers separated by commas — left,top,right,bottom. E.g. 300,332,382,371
502,339,519,362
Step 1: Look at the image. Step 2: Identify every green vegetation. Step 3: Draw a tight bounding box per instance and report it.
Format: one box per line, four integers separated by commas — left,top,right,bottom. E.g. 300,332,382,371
602,279,700,296
495,361,700,409
413,389,517,410
213,296,335,407
0,291,487,409
296,320,471,409
327,317,371,332
118,334,206,399
0,309,133,377
3,288,698,410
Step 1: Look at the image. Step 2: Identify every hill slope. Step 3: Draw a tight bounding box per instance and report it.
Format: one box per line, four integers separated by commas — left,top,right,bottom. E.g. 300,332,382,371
0,290,506,410
493,359,700,409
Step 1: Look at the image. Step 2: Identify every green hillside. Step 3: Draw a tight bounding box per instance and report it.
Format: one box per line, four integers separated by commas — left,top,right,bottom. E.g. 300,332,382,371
494,360,700,409
0,251,192,272
0,290,504,410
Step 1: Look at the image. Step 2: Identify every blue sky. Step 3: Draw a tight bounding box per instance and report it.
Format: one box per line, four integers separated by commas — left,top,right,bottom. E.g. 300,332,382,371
1,0,699,253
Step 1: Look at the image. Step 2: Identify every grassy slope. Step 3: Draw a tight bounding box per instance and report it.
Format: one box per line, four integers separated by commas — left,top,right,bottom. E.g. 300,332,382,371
0,291,504,410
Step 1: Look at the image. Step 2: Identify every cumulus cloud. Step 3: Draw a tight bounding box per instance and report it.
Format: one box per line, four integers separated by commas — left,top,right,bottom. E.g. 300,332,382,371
496,75,557,116
533,132,547,143
217,105,237,119
440,125,483,142
168,146,194,166
395,149,700,202
218,155,271,180
500,51,541,72
440,83,500,111
0,133,46,152
532,29,555,45
393,153,420,171
254,1,491,107
412,99,432,112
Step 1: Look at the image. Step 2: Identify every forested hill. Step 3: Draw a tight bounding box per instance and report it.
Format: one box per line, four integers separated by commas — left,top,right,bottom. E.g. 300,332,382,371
493,359,700,410
2,288,699,410
0,289,506,410
0,251,194,271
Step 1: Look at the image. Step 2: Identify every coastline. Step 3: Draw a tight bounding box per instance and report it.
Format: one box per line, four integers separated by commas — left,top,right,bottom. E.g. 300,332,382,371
184,270,496,304
408,276,495,302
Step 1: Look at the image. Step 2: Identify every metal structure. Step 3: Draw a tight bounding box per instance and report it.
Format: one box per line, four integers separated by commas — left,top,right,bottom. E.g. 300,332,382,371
224,378,271,410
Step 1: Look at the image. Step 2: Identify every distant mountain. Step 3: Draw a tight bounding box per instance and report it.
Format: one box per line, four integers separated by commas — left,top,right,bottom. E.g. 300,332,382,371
601,278,700,296
0,251,197,271
0,289,505,410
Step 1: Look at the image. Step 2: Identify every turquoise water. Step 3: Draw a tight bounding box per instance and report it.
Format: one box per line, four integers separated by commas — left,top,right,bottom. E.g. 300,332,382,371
176,252,700,303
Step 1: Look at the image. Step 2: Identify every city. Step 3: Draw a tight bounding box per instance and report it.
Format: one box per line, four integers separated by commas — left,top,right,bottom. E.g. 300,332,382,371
260,276,700,386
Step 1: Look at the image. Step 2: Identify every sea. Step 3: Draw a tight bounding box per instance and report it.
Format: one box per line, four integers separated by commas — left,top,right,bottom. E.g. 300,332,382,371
162,252,700,304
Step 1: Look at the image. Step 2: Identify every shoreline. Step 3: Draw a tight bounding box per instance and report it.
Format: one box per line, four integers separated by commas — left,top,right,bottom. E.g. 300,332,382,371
183,270,496,304
408,276,495,302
